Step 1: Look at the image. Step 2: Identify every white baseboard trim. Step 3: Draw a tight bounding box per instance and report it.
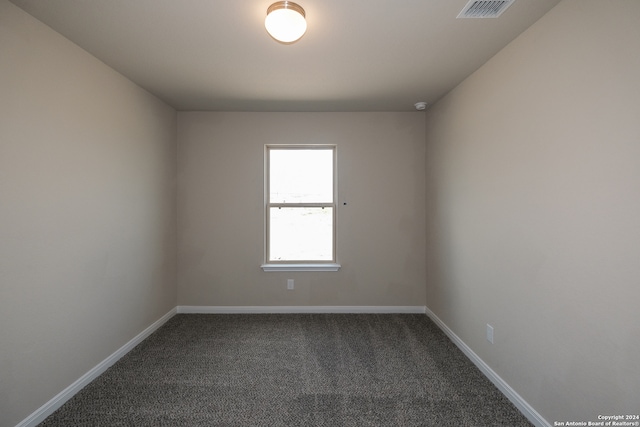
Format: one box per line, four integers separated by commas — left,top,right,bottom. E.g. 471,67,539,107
177,305,427,314
424,307,550,427
16,307,177,427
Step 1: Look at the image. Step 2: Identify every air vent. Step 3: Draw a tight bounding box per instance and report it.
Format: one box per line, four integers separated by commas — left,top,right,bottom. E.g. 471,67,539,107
457,0,515,18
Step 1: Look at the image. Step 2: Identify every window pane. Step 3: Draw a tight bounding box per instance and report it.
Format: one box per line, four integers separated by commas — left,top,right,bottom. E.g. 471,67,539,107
270,149,333,203
269,207,333,261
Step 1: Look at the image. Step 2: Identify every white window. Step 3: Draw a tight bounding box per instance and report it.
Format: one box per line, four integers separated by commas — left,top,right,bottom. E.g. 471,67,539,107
262,145,340,272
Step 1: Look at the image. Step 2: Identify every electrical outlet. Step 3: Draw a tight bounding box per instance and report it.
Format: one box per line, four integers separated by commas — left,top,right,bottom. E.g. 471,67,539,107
486,324,494,344
287,279,294,290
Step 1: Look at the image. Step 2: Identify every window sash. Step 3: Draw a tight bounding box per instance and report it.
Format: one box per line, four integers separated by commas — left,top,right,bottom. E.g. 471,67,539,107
268,206,334,262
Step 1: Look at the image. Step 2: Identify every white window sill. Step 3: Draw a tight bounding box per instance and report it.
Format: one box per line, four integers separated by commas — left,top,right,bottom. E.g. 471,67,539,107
261,263,341,272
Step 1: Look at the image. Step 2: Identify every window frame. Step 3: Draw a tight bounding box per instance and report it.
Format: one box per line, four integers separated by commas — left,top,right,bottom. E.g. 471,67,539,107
261,144,340,272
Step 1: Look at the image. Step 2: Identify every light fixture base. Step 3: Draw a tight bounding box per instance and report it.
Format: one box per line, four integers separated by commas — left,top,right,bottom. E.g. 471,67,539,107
267,1,305,18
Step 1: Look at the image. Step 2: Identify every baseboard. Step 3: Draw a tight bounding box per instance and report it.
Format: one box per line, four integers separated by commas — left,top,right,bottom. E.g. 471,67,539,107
424,307,551,427
177,305,427,314
16,307,177,427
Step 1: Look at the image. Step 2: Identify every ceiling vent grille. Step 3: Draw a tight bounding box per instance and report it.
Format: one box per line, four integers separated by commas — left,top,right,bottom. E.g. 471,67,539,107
457,0,515,18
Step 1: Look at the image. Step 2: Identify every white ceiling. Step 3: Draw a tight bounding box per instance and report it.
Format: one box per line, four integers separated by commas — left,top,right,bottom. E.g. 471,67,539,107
10,0,562,111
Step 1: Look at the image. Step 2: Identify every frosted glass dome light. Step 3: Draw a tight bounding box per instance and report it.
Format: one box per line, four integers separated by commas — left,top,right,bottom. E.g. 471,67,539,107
265,1,307,44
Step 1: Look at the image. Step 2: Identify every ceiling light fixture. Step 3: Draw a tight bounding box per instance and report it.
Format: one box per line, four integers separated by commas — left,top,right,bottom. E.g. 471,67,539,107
265,1,307,44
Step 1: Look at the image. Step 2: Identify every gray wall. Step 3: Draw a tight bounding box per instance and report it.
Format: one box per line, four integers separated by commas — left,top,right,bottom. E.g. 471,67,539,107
424,0,640,422
177,112,426,307
0,1,177,425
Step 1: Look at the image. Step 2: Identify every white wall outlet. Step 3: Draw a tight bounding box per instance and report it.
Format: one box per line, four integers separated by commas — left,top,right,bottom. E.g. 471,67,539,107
287,279,294,290
486,324,494,344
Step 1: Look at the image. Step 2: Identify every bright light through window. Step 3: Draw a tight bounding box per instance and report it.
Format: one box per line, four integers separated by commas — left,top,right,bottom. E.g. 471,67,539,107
266,146,336,263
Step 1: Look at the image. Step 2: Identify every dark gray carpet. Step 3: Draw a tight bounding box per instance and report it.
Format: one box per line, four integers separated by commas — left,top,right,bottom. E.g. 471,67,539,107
39,314,533,426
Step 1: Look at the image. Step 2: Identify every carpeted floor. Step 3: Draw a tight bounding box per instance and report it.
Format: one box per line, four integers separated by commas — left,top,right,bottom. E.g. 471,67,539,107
39,314,533,426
